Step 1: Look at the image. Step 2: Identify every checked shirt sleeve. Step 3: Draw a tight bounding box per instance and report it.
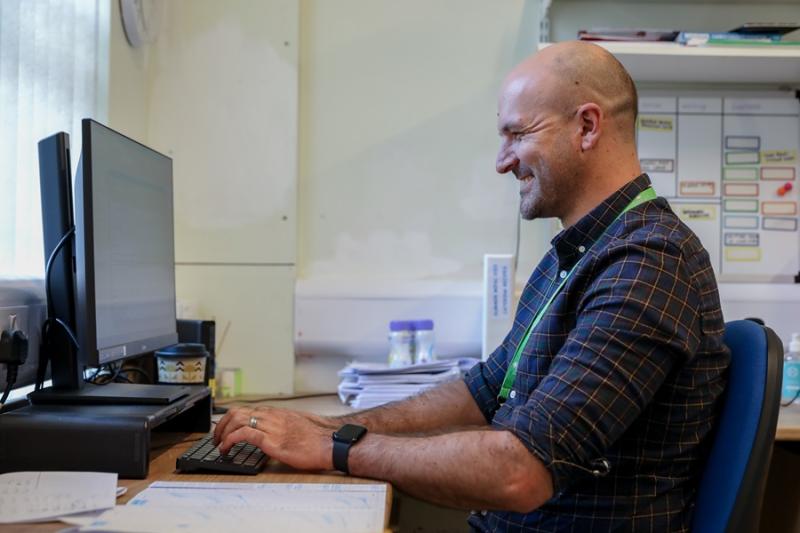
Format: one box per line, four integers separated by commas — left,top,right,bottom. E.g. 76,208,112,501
463,336,510,423
493,236,703,494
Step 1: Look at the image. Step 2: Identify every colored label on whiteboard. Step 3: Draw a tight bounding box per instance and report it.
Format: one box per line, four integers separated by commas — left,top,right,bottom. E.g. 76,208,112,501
724,232,759,247
725,247,762,262
678,205,716,221
641,159,674,173
639,116,673,131
762,150,797,164
680,181,715,196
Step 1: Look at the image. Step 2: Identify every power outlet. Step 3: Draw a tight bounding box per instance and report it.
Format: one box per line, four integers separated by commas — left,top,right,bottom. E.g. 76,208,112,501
0,305,34,338
0,303,46,387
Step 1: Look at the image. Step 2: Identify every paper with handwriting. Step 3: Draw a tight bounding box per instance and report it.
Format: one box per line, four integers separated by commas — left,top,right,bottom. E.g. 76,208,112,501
0,471,117,523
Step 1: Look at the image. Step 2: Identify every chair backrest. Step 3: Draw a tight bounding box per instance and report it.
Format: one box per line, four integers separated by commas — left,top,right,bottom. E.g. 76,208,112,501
692,319,783,533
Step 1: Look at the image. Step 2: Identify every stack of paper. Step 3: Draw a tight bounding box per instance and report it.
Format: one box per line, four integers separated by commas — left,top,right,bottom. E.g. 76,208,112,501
338,358,479,409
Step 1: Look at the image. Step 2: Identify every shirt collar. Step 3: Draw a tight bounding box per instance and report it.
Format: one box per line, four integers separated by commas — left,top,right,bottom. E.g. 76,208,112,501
550,173,653,270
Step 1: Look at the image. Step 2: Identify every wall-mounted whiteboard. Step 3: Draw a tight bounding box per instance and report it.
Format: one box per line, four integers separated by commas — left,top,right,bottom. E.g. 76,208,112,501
637,94,800,282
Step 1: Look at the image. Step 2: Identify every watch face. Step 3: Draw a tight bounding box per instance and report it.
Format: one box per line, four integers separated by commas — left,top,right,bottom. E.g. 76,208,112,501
334,424,367,443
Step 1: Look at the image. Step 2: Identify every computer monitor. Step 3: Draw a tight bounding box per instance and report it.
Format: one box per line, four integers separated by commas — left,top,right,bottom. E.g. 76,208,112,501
29,119,185,405
74,119,178,367
37,132,80,390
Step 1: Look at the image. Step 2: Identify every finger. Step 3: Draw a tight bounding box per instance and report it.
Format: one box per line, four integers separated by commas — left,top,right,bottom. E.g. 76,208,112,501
213,410,234,444
214,407,248,444
219,426,268,456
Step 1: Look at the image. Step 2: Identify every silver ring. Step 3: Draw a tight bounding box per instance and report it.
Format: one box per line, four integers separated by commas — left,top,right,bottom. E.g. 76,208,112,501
249,416,258,429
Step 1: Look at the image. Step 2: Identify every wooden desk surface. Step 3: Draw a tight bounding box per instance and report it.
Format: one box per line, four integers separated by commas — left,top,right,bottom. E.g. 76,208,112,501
777,404,800,441
0,395,390,533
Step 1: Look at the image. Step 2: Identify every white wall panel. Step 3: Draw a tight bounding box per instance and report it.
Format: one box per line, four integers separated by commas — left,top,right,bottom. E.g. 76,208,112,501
176,264,295,394
298,0,541,284
148,0,298,265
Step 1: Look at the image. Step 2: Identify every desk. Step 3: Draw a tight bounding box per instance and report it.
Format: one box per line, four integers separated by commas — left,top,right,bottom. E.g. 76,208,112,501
0,402,392,533
762,405,800,533
776,403,800,440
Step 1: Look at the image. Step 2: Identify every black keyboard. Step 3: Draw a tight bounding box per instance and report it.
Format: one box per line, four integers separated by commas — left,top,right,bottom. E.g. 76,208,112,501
177,434,268,475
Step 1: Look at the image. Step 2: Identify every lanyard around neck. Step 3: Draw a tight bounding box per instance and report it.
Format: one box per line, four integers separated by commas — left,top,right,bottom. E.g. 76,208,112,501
497,187,657,403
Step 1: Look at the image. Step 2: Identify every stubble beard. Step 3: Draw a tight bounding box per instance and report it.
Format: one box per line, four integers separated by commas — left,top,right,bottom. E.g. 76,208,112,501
519,154,582,222
519,173,557,221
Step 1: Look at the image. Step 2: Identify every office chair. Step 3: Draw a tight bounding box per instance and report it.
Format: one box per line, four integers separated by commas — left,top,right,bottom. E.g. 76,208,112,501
691,319,783,533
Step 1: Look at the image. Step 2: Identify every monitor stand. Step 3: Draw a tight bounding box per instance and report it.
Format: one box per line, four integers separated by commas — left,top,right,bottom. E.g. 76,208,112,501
27,382,193,405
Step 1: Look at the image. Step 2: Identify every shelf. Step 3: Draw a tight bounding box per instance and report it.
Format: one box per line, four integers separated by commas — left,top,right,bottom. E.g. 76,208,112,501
539,42,800,85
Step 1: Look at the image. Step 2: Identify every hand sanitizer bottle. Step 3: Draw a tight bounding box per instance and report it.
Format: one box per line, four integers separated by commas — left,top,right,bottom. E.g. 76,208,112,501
782,333,800,405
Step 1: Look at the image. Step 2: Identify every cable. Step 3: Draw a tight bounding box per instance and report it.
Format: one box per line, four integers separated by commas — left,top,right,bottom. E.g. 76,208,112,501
86,364,106,384
0,328,27,410
44,227,74,319
88,363,123,386
781,389,800,407
36,317,80,390
37,226,77,390
41,318,79,349
0,364,19,409
120,366,153,383
514,211,521,275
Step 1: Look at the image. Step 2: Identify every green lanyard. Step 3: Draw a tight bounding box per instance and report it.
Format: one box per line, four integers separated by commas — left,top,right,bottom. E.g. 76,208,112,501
497,187,657,403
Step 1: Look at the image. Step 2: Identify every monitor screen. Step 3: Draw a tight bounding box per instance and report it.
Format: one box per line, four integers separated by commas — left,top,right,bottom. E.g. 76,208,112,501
75,119,178,366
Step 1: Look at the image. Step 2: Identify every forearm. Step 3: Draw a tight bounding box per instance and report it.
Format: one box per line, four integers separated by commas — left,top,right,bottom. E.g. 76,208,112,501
329,379,486,434
349,428,553,512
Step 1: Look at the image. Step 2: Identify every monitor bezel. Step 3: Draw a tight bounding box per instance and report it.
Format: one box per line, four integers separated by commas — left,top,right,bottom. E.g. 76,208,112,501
75,118,178,368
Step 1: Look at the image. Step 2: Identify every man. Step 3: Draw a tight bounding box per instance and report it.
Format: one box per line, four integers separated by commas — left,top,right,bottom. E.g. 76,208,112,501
215,41,729,531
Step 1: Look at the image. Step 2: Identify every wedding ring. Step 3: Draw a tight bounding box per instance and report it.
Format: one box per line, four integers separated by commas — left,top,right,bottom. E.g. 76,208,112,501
249,416,258,429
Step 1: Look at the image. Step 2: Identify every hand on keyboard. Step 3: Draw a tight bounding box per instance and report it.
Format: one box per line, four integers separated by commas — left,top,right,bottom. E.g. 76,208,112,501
177,434,268,475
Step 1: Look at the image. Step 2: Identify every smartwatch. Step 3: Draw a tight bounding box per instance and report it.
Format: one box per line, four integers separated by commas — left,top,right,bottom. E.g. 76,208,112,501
332,424,368,474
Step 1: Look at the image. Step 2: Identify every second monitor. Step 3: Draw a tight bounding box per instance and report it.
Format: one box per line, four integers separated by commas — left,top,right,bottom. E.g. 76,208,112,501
31,119,185,405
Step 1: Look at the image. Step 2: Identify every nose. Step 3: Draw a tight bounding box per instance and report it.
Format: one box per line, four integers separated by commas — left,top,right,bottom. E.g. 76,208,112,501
496,141,518,174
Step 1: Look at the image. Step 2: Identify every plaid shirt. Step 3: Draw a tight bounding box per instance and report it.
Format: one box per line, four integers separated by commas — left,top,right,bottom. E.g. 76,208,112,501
464,174,730,532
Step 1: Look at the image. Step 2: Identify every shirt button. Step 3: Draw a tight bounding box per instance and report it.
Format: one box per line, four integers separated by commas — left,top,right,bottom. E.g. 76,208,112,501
509,390,517,399
578,245,586,253
559,270,567,279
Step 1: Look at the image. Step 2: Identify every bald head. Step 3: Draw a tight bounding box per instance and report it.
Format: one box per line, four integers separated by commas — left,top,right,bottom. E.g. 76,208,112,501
496,41,643,227
504,41,638,141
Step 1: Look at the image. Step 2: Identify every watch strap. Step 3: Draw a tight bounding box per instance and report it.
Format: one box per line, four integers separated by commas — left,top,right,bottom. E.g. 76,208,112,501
332,437,352,474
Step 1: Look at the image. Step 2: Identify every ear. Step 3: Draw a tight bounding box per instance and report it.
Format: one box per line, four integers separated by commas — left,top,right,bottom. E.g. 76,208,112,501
576,103,602,151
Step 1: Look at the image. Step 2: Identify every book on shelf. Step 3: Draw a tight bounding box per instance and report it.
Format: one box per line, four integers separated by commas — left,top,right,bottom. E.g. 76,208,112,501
728,22,800,36
577,28,679,42
678,31,799,47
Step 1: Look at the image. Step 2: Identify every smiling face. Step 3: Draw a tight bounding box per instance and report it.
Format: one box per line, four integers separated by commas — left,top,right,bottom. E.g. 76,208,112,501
494,42,641,226
496,74,583,221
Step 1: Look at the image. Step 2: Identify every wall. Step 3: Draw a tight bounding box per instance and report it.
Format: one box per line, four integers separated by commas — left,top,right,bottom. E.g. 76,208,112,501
144,0,299,394
294,0,544,389
101,1,800,395
105,0,149,143
298,0,544,285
